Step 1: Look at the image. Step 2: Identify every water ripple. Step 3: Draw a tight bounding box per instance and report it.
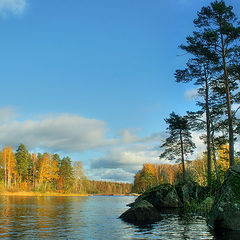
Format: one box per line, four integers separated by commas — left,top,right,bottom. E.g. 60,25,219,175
0,195,227,239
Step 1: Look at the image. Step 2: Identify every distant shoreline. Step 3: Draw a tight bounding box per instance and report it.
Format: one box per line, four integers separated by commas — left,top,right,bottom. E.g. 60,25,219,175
0,192,88,197
0,192,139,197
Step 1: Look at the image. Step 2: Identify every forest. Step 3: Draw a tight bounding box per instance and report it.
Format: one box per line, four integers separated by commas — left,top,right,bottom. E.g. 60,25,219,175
0,144,132,195
133,144,240,193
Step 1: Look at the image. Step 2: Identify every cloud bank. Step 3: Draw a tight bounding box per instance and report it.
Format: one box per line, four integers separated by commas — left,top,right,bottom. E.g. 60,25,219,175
0,0,27,16
0,113,116,152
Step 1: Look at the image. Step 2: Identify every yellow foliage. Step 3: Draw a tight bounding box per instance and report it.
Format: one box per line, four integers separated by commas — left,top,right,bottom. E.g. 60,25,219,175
1,146,16,189
38,153,59,185
217,144,230,172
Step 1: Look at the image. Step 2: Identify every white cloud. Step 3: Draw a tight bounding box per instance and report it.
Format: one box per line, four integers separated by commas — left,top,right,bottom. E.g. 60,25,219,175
117,129,139,143
91,168,135,183
91,142,166,182
0,0,27,16
0,113,117,152
184,88,199,101
191,131,206,157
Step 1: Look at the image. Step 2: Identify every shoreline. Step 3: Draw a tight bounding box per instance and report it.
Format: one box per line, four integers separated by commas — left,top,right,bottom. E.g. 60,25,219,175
0,192,139,197
0,192,88,197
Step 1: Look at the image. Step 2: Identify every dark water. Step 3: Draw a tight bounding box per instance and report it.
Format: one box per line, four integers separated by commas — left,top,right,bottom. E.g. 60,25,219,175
0,196,237,239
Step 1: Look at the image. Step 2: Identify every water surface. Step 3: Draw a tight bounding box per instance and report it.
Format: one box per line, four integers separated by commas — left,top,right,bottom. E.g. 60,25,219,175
0,196,235,239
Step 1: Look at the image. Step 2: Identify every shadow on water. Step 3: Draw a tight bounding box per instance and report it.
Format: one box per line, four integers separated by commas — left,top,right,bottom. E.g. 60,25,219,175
212,229,240,240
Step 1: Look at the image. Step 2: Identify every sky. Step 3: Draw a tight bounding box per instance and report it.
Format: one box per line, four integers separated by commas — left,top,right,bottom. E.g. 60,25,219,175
0,0,239,183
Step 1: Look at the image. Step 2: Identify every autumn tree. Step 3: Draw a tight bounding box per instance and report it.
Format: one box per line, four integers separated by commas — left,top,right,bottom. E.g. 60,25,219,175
73,161,86,193
37,153,59,191
30,153,38,189
1,146,16,189
160,112,196,181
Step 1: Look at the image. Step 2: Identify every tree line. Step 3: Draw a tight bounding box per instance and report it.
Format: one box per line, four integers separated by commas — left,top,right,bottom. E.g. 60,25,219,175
0,144,132,194
134,143,239,193
159,0,240,187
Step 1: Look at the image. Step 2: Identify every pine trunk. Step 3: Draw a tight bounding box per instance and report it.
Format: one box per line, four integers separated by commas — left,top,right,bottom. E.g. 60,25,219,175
204,71,212,186
210,124,221,185
180,131,186,181
220,32,235,166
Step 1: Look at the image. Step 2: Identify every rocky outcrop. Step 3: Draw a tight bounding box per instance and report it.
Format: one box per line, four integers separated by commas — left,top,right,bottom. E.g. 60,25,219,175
120,182,209,224
175,181,202,203
120,184,182,223
135,184,182,209
119,200,162,223
208,165,240,231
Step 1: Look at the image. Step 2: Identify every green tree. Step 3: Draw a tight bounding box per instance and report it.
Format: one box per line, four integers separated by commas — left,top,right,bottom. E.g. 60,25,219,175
59,157,74,192
193,0,240,166
15,144,31,184
160,112,196,181
175,31,218,186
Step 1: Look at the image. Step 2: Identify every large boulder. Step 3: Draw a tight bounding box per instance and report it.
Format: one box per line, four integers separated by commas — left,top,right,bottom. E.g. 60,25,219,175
175,181,201,203
135,184,182,210
119,200,162,223
208,165,240,231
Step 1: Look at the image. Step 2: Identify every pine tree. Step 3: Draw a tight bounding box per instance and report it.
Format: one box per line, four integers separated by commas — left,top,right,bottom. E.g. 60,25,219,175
15,144,31,184
175,30,219,186
160,112,196,181
59,157,74,192
193,0,240,166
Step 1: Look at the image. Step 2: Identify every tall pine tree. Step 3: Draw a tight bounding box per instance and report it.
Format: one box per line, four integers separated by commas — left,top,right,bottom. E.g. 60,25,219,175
15,144,31,184
193,0,240,166
160,112,196,181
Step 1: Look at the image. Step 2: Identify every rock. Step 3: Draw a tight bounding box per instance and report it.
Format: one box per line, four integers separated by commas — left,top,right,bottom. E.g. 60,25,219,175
175,181,201,203
198,197,214,213
120,181,206,224
208,165,240,231
119,200,162,223
135,184,182,210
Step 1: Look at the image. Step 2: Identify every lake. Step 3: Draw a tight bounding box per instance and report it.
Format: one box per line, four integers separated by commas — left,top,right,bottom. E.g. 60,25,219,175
0,195,237,239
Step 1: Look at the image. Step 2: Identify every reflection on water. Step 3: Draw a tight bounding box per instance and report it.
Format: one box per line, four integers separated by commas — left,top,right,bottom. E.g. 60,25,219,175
0,196,87,239
0,196,236,239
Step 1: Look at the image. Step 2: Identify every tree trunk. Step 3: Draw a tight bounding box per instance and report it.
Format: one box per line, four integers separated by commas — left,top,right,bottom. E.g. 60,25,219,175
4,155,7,190
220,32,235,166
210,124,221,185
204,70,212,186
180,131,186,181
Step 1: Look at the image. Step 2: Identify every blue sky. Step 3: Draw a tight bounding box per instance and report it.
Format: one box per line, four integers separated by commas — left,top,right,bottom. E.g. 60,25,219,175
0,0,239,182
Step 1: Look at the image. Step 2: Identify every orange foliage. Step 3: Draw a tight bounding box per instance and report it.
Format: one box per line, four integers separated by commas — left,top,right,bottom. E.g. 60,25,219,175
38,153,59,187
1,146,16,189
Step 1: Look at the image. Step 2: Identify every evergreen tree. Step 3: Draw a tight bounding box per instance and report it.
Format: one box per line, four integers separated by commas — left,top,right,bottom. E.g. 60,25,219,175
15,144,31,184
175,30,219,186
193,0,240,166
160,112,196,181
59,156,74,192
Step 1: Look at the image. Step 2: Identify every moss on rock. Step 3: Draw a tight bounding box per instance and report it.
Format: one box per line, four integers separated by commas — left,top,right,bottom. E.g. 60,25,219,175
208,165,240,231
